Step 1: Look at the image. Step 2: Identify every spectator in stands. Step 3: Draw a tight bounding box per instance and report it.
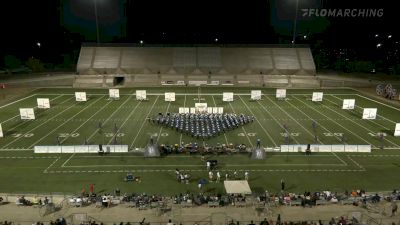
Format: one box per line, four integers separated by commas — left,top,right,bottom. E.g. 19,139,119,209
167,219,174,225
228,220,236,225
391,201,398,217
249,220,256,225
259,218,269,225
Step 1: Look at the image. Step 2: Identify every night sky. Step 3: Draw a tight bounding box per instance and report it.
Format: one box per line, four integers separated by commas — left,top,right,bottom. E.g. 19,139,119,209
0,0,398,67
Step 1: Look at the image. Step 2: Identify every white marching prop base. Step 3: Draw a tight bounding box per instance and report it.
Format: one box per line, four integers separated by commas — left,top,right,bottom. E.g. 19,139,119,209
280,144,371,153
34,145,128,153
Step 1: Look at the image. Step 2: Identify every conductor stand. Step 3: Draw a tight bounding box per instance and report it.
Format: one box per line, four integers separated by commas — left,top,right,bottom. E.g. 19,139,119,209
305,144,311,155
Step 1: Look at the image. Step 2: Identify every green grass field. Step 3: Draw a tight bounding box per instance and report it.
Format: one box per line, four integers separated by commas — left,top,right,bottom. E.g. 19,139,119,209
0,87,399,195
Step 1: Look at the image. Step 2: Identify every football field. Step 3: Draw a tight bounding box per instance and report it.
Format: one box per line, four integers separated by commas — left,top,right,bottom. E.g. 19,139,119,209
0,87,399,194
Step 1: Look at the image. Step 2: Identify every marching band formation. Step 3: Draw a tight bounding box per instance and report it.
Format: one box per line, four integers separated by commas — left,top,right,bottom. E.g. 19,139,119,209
150,113,254,139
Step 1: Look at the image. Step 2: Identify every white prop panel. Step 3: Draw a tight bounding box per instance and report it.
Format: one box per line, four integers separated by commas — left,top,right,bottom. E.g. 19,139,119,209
195,103,208,113
312,92,323,102
218,107,224,114
342,99,355,109
165,92,175,102
109,89,120,99
394,123,400,137
251,90,262,100
37,98,50,109
223,92,234,102
20,108,35,120
75,92,87,102
362,108,377,119
136,90,147,100
0,123,3,137
276,89,287,99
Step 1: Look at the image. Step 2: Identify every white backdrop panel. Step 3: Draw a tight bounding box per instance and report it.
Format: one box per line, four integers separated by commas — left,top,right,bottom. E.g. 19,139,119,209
75,92,87,102
223,92,234,102
37,98,50,109
20,108,35,120
276,89,287,98
251,90,262,100
362,108,377,119
394,123,400,136
342,99,355,109
136,90,147,100
312,92,323,102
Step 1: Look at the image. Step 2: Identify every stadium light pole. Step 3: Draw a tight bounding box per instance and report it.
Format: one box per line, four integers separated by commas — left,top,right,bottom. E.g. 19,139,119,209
292,0,299,44
94,0,100,44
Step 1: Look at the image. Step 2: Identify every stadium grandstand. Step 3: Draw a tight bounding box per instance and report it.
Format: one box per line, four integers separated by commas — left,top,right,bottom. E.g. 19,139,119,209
74,44,319,88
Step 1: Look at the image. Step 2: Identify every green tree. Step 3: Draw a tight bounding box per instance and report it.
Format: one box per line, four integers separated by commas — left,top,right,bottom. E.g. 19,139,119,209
26,57,45,72
4,55,22,69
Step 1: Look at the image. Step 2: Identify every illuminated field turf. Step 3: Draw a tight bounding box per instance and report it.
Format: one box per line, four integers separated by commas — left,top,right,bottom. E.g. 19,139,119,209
0,87,399,194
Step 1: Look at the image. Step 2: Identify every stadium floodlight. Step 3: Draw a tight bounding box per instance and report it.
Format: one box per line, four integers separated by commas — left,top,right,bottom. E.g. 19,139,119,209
377,43,382,48
375,34,379,38
36,42,41,47
215,38,218,42
94,0,100,44
388,35,392,39
140,40,144,44
292,0,299,44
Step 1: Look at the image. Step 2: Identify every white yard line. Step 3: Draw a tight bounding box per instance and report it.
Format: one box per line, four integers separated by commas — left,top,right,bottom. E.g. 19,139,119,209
264,95,321,144
293,96,376,147
346,156,365,170
322,96,400,148
43,157,61,173
61,153,76,167
60,98,115,144
211,95,229,145
0,94,35,109
1,97,78,149
227,101,254,148
156,102,171,143
45,168,365,173
255,100,300,144
253,100,299,145
28,96,105,148
330,152,348,166
285,98,343,142
106,101,142,144
0,95,64,124
2,96,73,134
356,93,400,113
86,91,136,141
237,95,277,147
63,163,346,168
284,97,348,163
179,94,187,145
130,95,160,149
330,95,396,126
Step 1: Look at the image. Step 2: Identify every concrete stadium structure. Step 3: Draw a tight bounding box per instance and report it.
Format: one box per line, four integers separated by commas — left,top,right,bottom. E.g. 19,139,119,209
74,44,320,88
